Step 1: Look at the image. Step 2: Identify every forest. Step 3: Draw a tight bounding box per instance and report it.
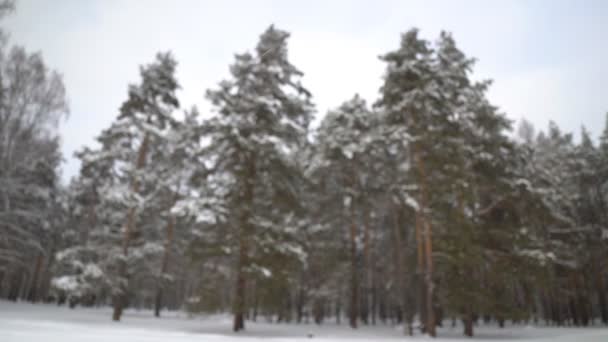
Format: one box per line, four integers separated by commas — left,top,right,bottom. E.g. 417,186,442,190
1,1,608,339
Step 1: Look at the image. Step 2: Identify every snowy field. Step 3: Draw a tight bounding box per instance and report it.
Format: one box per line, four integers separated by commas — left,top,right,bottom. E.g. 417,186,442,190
1,301,608,341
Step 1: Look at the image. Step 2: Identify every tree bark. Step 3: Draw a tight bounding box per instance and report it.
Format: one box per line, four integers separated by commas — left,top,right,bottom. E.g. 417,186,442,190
313,298,323,324
27,253,43,302
392,207,412,335
371,260,377,325
336,297,342,325
596,268,608,324
113,132,150,322
155,215,175,317
463,314,473,337
414,147,435,337
414,210,427,333
233,157,255,332
463,304,474,337
233,233,247,331
348,201,359,329
498,316,505,328
296,286,304,323
361,208,372,325
7,271,22,301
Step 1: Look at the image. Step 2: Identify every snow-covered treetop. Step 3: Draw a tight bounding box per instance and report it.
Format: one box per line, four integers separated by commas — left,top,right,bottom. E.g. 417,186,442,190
207,25,313,147
316,94,373,161
119,52,180,130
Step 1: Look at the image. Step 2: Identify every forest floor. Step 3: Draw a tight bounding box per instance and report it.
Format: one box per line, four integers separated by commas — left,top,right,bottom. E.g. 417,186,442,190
1,300,608,341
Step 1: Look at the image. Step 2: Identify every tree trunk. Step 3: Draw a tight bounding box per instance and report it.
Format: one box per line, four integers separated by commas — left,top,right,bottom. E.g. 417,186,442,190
463,305,474,337
233,157,255,332
416,152,435,338
7,271,22,301
335,286,342,325
422,218,435,336
361,208,372,325
348,202,359,329
392,207,412,335
597,270,608,324
27,253,44,302
113,207,135,321
554,288,564,326
233,234,247,331
252,281,258,322
568,276,579,326
233,211,249,331
155,215,175,317
296,285,304,323
379,289,386,324
498,316,505,328
113,132,150,322
576,275,590,326
371,271,377,325
414,209,427,332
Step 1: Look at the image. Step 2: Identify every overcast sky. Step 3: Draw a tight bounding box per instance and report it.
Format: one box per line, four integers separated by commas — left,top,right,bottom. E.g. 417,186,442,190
5,0,608,181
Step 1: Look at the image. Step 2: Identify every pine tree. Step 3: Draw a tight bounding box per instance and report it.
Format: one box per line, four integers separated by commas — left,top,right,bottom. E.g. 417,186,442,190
310,95,375,328
376,29,541,337
53,52,180,319
204,25,313,331
110,51,180,320
377,28,447,337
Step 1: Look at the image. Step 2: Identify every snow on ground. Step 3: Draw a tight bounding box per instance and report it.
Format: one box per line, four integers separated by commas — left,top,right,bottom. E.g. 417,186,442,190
1,301,608,341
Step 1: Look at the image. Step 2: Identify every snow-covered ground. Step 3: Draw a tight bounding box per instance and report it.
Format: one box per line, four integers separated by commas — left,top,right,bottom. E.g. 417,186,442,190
1,301,608,341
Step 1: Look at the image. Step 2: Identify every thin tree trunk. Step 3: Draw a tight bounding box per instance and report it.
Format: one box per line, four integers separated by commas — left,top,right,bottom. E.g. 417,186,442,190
463,305,474,337
379,287,386,324
113,207,134,321
596,267,608,324
252,280,258,322
233,212,248,331
155,215,175,317
392,207,412,336
361,208,371,325
27,253,43,302
113,132,150,322
576,274,590,326
8,271,22,301
314,298,324,324
414,210,427,332
371,260,377,326
336,297,341,325
498,316,505,328
348,201,359,329
416,150,435,337
568,276,579,326
296,286,304,323
423,214,435,336
18,270,30,301
233,238,246,330
233,158,255,332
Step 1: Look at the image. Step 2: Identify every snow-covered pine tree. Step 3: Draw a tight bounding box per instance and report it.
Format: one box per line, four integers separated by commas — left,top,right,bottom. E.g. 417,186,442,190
204,25,313,331
572,127,607,324
52,122,132,307
375,29,536,337
53,52,180,319
309,95,375,328
109,52,180,321
143,107,208,317
430,32,527,336
376,28,447,337
51,150,109,307
513,122,595,326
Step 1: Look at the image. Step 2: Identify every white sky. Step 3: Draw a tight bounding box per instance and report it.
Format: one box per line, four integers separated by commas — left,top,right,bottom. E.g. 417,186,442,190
5,0,608,181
